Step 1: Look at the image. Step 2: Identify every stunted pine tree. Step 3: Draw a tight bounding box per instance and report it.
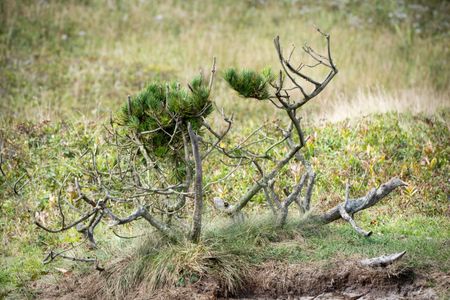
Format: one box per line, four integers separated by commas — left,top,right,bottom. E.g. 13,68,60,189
36,31,406,268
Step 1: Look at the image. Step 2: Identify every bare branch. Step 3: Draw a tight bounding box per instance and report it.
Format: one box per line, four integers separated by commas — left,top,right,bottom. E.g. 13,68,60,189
13,173,28,195
360,251,406,267
201,115,233,160
35,208,98,233
321,178,407,223
112,229,144,239
274,36,309,100
262,185,277,214
43,245,104,271
338,204,372,237
268,180,282,209
284,61,321,87
84,210,104,248
273,31,338,111
230,143,302,214
208,56,217,92
277,173,307,227
283,128,316,213
338,182,372,237
203,158,243,191
75,178,96,207
283,173,308,208
141,208,173,238
253,161,277,214
302,171,315,212
188,122,203,243
106,207,144,226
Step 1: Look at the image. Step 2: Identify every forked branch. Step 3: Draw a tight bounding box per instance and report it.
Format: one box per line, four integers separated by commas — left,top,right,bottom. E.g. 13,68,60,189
338,182,372,237
321,178,407,224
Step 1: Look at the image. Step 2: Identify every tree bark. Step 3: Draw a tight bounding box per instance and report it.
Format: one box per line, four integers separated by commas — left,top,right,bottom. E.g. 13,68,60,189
320,177,406,224
360,251,406,267
188,123,203,243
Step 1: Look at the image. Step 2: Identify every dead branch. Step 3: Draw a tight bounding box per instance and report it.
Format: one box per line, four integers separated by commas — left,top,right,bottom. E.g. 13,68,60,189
321,178,407,224
141,208,173,238
360,251,406,267
35,208,98,233
286,135,315,212
253,161,277,214
201,113,233,160
277,173,307,227
208,56,217,92
75,178,96,207
273,33,338,110
112,229,144,239
230,143,302,215
203,158,243,191
338,182,372,237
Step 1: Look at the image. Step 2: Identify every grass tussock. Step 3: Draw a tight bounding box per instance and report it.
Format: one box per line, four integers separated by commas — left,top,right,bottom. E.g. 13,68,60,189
96,233,250,298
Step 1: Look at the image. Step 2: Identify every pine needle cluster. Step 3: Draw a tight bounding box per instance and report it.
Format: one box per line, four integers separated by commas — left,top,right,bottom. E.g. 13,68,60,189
223,67,274,100
115,76,212,157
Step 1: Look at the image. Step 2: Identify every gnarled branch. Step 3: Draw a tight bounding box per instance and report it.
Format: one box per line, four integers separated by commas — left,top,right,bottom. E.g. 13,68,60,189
321,178,407,224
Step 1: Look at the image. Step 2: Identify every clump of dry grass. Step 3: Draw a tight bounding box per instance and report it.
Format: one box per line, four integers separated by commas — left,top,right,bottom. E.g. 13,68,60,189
93,233,249,299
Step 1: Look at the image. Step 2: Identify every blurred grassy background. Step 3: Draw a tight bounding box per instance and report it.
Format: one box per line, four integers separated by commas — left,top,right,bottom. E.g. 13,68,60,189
0,0,449,298
1,0,449,122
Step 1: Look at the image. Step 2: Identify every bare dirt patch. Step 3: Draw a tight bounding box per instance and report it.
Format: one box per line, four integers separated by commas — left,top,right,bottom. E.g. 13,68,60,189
238,261,447,300
32,260,449,300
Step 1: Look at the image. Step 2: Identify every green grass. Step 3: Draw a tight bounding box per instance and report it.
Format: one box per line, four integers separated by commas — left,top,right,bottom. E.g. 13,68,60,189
203,213,450,270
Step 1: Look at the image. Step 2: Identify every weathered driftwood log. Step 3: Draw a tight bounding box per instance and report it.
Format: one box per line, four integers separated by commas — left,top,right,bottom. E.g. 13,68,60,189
360,251,406,267
320,177,407,224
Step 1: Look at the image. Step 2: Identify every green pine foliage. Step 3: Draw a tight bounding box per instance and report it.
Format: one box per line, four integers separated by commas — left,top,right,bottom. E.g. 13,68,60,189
223,67,274,100
115,76,212,157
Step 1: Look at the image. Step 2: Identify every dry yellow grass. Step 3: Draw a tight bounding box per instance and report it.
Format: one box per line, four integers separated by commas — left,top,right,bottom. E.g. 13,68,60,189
1,0,449,122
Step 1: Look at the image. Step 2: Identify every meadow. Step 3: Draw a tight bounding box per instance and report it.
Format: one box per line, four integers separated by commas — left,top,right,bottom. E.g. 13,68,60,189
0,0,449,298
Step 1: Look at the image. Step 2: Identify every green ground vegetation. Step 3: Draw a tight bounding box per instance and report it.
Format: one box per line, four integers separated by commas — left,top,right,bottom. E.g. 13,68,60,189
1,111,449,297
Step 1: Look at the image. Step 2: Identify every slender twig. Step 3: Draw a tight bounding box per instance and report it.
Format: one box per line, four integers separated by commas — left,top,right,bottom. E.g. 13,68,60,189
35,208,98,233
203,158,243,191
208,57,217,92
112,229,144,239
0,137,5,177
